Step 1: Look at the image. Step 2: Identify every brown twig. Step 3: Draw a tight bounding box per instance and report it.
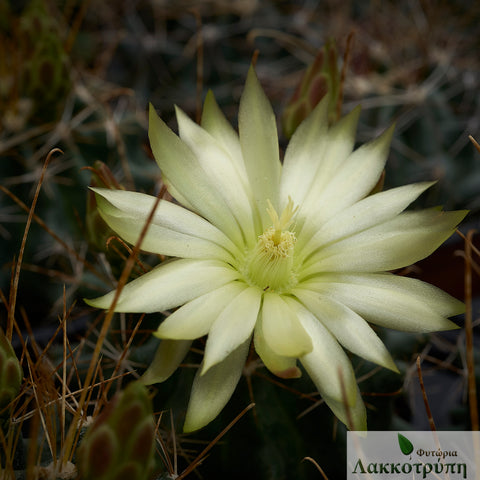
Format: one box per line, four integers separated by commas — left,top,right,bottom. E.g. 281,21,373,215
302,456,329,480
416,356,436,431
6,148,62,341
469,135,480,154
464,229,478,431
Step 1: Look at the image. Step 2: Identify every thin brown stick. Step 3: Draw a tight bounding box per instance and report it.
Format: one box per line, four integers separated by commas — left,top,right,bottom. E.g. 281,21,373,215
302,456,329,480
464,230,479,431
251,49,260,68
469,135,480,154
61,288,68,463
7,148,62,341
416,356,436,431
456,229,480,258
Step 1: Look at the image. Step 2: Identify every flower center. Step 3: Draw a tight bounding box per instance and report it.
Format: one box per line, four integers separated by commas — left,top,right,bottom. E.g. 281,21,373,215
243,198,298,292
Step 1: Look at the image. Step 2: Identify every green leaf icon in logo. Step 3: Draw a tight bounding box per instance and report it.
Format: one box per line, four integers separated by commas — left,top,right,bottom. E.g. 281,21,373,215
398,433,414,455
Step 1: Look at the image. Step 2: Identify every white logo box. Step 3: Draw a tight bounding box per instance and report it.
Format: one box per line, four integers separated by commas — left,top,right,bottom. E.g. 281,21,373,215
347,431,480,480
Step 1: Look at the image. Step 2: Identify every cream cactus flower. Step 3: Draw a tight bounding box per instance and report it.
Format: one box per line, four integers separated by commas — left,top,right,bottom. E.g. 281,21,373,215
87,66,466,433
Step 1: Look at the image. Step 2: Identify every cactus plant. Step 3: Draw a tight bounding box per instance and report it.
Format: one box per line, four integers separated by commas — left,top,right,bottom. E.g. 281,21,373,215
77,381,156,480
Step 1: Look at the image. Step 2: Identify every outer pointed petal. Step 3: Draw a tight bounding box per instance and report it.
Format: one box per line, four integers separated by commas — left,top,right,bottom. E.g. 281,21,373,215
85,259,239,313
303,208,467,275
292,301,357,407
322,385,367,431
293,288,398,372
303,104,361,194
201,90,249,184
176,106,256,245
261,293,313,357
297,123,394,241
202,286,261,373
155,282,246,340
299,182,435,259
279,95,330,208
201,91,262,235
254,315,301,379
148,104,242,240
140,340,192,385
183,337,250,432
93,188,239,262
304,273,463,332
238,66,281,226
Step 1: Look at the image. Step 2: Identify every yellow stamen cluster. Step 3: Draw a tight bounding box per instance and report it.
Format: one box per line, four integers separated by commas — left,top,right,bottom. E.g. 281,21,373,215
244,198,298,292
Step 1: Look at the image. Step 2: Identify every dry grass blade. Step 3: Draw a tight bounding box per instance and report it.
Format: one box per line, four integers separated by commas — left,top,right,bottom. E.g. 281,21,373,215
6,148,63,341
469,135,480,154
302,456,329,480
463,230,478,431
416,356,437,432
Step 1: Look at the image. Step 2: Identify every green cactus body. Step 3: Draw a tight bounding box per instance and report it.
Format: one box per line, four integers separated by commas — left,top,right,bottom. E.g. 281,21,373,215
77,382,156,480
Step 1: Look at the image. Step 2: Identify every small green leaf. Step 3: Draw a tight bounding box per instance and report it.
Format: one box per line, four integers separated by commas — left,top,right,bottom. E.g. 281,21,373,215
398,433,414,455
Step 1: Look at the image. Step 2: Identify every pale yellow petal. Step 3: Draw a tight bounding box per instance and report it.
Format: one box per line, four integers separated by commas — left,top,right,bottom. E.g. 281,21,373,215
303,273,463,332
261,293,313,358
85,259,239,313
148,104,243,241
293,288,398,372
93,187,240,261
321,385,367,431
296,124,394,241
238,66,281,227
140,339,192,385
302,209,467,276
183,338,250,432
298,182,434,259
202,286,261,373
155,282,246,340
176,106,257,245
253,315,301,379
291,300,357,406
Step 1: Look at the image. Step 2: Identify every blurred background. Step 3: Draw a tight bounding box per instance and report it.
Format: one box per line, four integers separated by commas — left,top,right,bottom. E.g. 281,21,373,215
0,0,479,478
